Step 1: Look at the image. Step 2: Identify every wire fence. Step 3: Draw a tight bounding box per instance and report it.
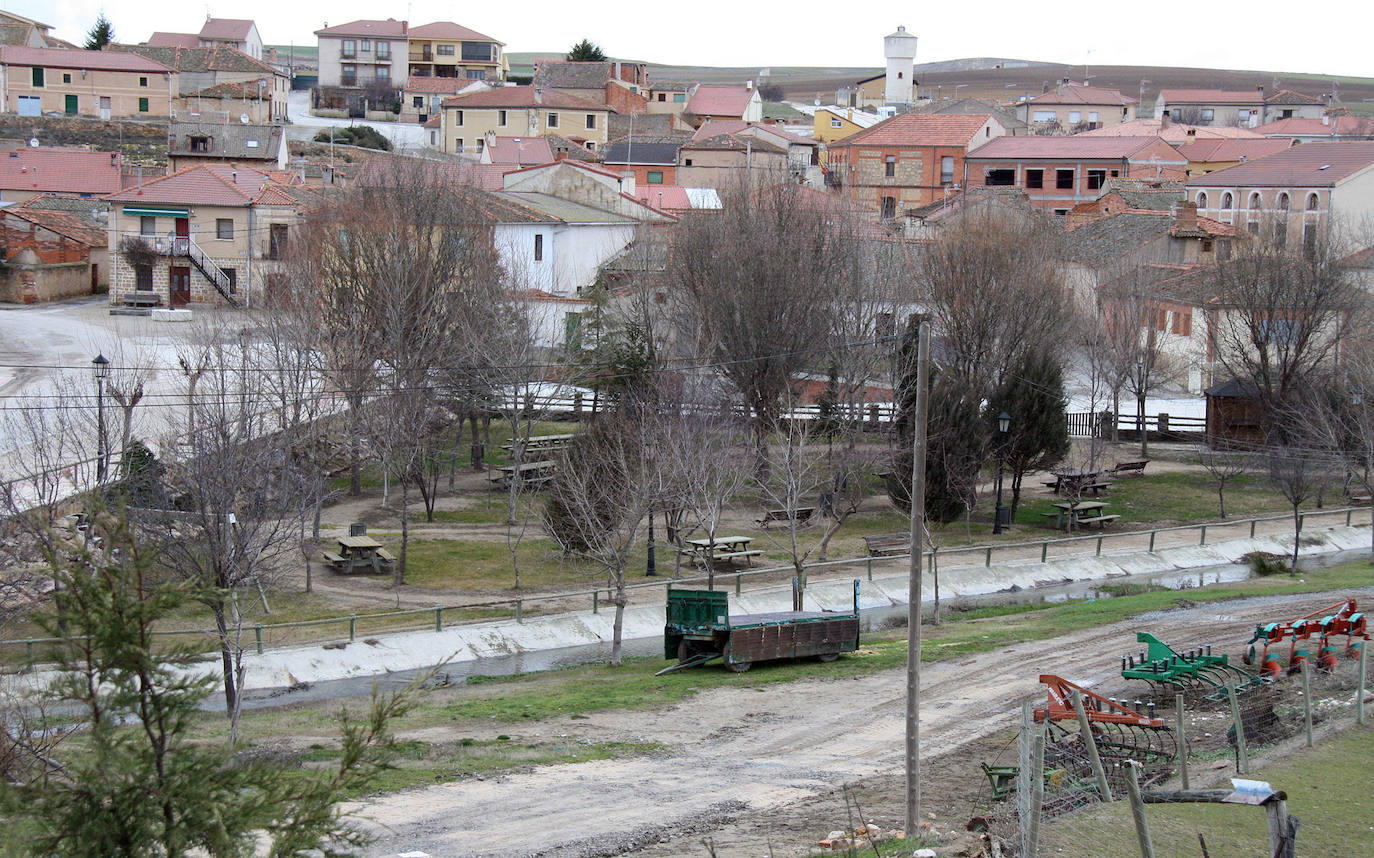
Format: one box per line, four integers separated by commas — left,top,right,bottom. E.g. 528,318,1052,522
2,505,1367,660
980,641,1371,857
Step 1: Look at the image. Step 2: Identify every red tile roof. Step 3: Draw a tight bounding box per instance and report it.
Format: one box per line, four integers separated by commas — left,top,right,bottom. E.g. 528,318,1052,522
691,120,813,146
192,77,273,98
1183,142,1374,188
0,147,122,195
1077,119,1262,142
967,135,1179,160
484,136,554,166
632,184,691,211
5,206,105,246
1160,89,1264,105
407,21,500,43
105,164,281,206
505,159,625,182
0,46,171,73
146,31,199,48
313,19,407,38
1176,137,1296,163
832,112,994,148
686,85,756,117
441,86,608,111
1264,89,1324,105
405,76,481,94
198,18,256,40
1254,115,1374,138
1027,83,1136,106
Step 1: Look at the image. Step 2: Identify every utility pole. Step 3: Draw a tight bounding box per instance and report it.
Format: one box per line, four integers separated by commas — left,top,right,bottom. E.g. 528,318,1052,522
905,320,931,835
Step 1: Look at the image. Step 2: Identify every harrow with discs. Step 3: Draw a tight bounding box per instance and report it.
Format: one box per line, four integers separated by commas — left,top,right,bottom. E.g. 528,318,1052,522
1244,597,1368,676
1121,632,1266,699
1034,674,1177,788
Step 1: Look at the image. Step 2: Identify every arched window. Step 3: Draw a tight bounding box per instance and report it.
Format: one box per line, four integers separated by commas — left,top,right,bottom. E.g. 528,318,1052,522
1274,193,1290,246
1221,192,1233,210
1249,193,1262,211
1276,193,1289,212
1306,192,1320,211
1196,191,1208,210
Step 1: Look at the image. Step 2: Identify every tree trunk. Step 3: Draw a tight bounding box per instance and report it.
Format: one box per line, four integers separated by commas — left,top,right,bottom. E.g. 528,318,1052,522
211,602,238,715
469,413,484,469
1218,484,1227,519
816,518,845,561
396,478,409,587
930,548,940,625
449,418,462,489
1290,504,1301,575
610,579,626,667
1111,391,1120,443
1137,392,1149,457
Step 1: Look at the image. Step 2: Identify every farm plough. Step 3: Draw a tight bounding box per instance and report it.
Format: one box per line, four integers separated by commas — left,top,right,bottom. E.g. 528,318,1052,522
1243,598,1368,676
1034,674,1176,787
1121,632,1266,699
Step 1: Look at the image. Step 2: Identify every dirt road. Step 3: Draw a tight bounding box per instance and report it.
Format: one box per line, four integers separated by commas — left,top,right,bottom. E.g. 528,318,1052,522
349,586,1372,857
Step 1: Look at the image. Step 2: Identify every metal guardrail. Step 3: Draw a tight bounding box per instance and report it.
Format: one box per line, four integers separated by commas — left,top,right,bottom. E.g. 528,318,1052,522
4,506,1367,660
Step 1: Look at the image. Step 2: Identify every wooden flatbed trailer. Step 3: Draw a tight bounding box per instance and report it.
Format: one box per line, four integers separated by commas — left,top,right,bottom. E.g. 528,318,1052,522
658,580,861,674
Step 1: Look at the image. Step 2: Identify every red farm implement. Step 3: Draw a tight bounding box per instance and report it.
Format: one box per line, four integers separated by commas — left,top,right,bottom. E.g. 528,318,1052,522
1243,598,1368,677
1034,674,1176,786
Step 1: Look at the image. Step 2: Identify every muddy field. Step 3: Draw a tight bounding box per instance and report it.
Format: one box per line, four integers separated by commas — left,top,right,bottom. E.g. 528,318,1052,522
340,587,1372,857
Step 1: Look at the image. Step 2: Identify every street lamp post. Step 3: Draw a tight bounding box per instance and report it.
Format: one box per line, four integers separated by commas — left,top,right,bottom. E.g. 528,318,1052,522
993,411,1011,534
92,353,110,483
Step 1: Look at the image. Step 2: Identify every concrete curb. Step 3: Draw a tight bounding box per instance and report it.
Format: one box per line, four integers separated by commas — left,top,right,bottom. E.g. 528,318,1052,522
237,524,1371,690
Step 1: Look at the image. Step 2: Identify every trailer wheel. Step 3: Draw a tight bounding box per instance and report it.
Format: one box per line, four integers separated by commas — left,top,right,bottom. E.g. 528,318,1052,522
817,652,839,663
725,660,752,673
677,640,694,663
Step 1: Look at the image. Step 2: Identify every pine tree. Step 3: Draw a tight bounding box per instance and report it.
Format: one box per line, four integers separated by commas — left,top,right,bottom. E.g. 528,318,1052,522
566,39,607,62
83,13,116,51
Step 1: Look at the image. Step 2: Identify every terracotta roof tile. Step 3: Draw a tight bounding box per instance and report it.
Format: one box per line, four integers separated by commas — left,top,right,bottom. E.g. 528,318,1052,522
1176,137,1296,162
105,164,279,206
198,18,256,40
831,112,994,148
313,19,408,38
1254,115,1374,138
146,32,199,48
407,21,500,43
967,136,1180,160
1027,83,1136,106
405,76,483,94
118,44,275,74
441,86,609,111
5,206,105,246
1,46,171,73
0,147,122,195
686,85,756,117
1160,89,1266,105
1077,119,1262,141
1183,141,1374,187
484,136,554,166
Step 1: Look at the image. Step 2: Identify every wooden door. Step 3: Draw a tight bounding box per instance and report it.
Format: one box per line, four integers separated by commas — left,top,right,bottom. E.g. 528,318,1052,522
169,266,191,308
174,217,190,255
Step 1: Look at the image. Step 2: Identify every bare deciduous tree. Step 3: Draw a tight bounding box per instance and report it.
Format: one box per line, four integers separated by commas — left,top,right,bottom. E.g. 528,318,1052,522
1194,443,1250,519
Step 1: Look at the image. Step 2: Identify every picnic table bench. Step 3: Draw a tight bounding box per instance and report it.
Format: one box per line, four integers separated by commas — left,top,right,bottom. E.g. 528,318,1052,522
122,292,162,308
500,433,575,454
1043,501,1120,531
864,533,910,556
755,507,815,528
1109,460,1149,477
324,535,395,575
1044,470,1113,496
487,460,557,489
679,535,762,567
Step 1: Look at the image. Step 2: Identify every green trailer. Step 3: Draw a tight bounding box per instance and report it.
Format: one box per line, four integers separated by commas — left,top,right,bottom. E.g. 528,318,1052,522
658,580,861,674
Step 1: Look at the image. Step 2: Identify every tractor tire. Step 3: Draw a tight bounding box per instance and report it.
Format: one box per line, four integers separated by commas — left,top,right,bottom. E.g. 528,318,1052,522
817,652,839,663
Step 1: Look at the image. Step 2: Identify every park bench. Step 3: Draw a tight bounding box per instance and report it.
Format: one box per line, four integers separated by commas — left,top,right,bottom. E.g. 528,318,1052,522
1109,460,1149,477
122,292,161,308
755,507,815,528
321,550,346,569
1079,514,1121,529
864,533,910,556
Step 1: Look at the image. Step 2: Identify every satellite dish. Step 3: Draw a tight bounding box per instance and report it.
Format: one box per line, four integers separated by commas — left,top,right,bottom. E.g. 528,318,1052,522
240,113,251,124
29,137,39,147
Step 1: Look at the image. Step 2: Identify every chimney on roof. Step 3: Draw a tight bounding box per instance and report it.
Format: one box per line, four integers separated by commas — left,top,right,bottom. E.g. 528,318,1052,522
534,86,542,103
746,80,753,90
110,152,117,166
1323,114,1330,126
232,170,237,183
1172,199,1198,232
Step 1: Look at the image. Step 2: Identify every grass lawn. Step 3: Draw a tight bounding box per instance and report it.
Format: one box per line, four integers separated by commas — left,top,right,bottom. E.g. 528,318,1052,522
1038,724,1374,857
224,558,1374,739
388,536,589,591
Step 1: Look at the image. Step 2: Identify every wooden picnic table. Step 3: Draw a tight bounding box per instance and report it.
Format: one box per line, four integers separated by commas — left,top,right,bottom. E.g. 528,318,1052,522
680,535,763,567
323,534,396,574
1045,470,1112,496
1043,500,1119,531
487,460,558,489
500,433,576,452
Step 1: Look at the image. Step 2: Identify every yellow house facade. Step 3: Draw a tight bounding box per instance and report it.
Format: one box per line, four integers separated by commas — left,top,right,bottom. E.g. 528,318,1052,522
2,47,174,118
440,87,610,156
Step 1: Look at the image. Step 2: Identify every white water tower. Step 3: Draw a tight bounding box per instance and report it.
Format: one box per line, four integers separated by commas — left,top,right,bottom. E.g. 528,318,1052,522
884,25,918,105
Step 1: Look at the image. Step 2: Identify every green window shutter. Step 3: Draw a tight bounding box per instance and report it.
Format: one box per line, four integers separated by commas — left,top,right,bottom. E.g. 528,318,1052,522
138,97,150,112
65,94,78,114
32,67,44,86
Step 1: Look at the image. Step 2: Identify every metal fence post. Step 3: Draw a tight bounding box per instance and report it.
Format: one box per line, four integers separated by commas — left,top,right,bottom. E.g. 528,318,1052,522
1227,680,1249,774
593,590,599,613
1358,642,1368,726
1200,525,1207,546
1250,519,1257,539
1096,535,1103,556
735,572,742,595
985,546,992,568
1148,530,1156,552
254,624,263,655
1041,541,1048,563
867,556,874,580
1175,692,1189,790
1124,761,1156,858
348,615,357,642
1347,509,1353,527
434,607,443,632
1298,513,1305,532
25,639,33,661
516,599,524,623
1028,716,1045,858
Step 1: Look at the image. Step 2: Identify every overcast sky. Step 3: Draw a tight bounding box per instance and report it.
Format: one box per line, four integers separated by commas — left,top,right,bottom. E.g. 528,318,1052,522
11,0,1370,78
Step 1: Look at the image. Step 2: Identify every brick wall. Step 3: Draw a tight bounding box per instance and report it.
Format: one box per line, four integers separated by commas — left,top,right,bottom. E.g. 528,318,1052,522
0,259,88,303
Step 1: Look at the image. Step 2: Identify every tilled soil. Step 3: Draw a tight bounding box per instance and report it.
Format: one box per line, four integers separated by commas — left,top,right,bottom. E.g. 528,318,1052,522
348,586,1373,857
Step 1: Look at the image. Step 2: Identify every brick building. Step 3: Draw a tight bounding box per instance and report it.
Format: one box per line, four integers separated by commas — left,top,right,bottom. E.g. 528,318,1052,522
826,113,1006,216
964,136,1187,213
2,46,174,118
0,146,124,203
